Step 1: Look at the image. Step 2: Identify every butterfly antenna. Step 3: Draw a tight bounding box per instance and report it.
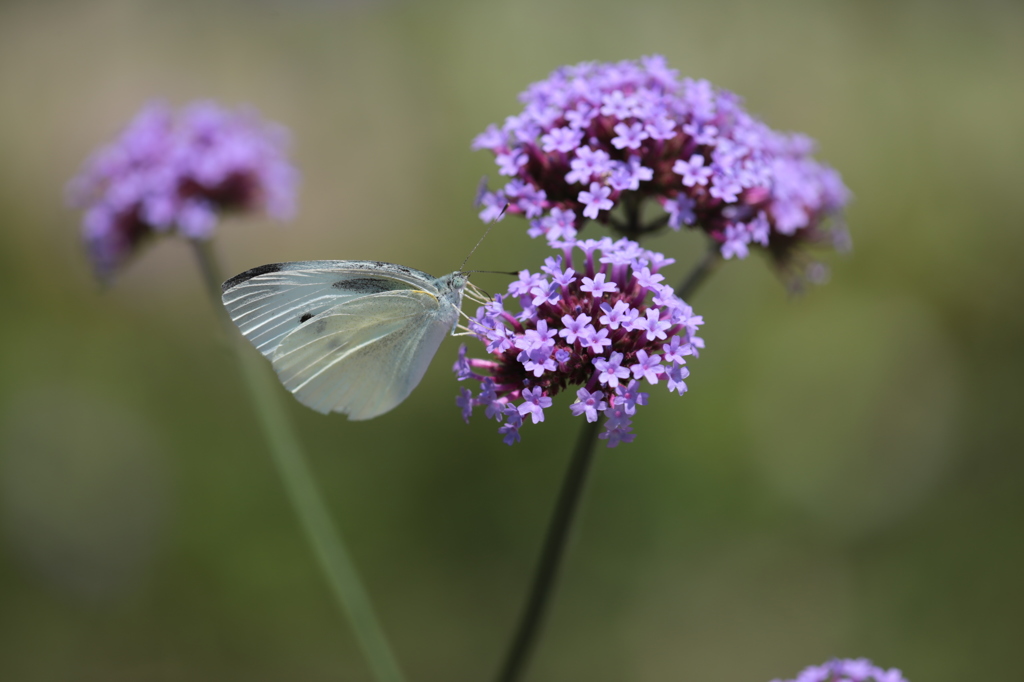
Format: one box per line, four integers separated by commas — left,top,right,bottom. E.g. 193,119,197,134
460,204,509,272
465,269,520,276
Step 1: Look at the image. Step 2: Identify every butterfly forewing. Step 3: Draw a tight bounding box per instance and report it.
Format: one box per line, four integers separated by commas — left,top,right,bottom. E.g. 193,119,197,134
270,289,457,420
221,261,442,358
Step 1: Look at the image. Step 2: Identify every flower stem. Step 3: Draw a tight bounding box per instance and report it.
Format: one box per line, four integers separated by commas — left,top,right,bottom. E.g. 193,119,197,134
494,241,720,682
495,414,604,682
190,239,407,682
675,239,721,300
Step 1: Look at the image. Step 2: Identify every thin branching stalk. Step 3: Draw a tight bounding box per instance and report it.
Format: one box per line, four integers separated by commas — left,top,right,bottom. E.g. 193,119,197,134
191,239,407,682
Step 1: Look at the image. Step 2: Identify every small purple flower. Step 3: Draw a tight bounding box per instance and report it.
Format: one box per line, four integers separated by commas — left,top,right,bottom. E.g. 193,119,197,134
645,116,676,140
600,404,635,447
578,182,614,220
566,146,612,186
770,659,908,682
609,156,654,192
496,150,528,176
748,210,771,246
579,326,612,354
458,237,704,446
600,90,636,118
569,387,607,422
505,180,547,219
565,103,597,130
580,272,618,297
177,200,217,238
594,352,631,388
673,154,713,187
541,126,584,153
662,335,692,365
478,190,508,223
528,207,577,241
540,255,564,276
541,256,577,289
665,363,690,395
551,266,577,289
518,387,553,423
685,122,720,145
471,124,504,151
709,175,742,203
633,266,665,289
480,381,505,421
68,100,298,280
598,300,635,330
611,121,649,150
456,388,475,423
453,344,473,380
509,270,546,298
559,313,592,344
498,407,523,445
673,302,704,337
636,309,672,341
516,319,557,351
530,280,562,306
721,222,751,260
630,350,664,384
619,380,649,414
519,348,557,377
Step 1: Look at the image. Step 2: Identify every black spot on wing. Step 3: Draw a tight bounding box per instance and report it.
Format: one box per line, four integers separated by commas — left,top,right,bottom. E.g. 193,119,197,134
300,313,314,323
221,263,284,293
370,261,419,277
332,277,404,294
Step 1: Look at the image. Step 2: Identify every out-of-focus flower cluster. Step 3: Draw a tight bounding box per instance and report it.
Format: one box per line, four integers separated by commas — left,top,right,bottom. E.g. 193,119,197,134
473,56,850,276
772,658,908,682
68,101,298,279
453,237,703,447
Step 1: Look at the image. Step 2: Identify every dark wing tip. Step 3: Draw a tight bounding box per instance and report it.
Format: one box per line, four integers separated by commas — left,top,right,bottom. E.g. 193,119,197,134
221,263,285,293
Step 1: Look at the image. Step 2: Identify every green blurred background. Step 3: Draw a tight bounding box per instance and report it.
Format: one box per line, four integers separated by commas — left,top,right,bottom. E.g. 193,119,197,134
1,0,1022,680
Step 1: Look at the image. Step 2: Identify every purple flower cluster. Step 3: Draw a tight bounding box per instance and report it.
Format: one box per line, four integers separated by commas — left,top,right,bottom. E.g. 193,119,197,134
473,56,849,272
453,237,703,447
772,659,908,682
68,101,298,279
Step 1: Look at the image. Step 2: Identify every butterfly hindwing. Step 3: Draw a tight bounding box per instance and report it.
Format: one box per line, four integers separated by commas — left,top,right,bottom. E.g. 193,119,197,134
269,289,456,420
220,261,441,358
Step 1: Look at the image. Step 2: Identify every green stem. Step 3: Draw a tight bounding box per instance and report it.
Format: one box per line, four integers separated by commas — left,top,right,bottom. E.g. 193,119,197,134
494,415,604,682
675,240,721,300
191,239,407,682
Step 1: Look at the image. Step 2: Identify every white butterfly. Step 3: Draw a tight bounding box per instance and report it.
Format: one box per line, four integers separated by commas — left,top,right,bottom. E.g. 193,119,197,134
221,260,471,420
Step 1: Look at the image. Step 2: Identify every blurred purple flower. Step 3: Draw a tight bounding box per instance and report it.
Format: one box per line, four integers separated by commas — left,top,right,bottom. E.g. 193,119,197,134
67,101,298,280
454,236,703,447
771,658,908,682
472,56,850,282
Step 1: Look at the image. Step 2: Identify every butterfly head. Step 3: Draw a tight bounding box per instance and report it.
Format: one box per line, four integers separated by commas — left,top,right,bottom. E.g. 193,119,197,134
436,270,468,291
433,271,469,308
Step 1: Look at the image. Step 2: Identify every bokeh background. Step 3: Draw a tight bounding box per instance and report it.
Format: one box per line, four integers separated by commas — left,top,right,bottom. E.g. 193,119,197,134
1,0,1022,680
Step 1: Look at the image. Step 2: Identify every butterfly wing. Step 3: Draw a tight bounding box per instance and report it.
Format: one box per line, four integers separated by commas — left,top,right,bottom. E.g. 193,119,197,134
269,289,458,420
221,261,441,358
